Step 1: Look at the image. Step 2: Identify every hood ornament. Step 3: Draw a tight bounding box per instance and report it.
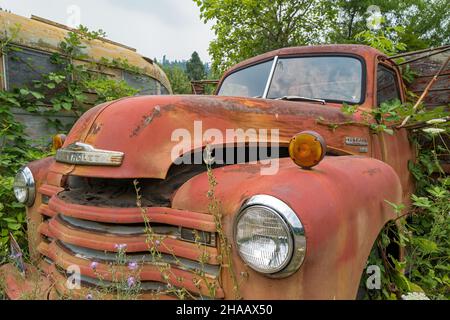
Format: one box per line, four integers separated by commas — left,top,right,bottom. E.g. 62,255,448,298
55,142,124,166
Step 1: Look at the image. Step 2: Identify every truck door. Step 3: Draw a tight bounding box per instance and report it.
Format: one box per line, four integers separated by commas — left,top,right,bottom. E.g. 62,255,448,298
373,61,416,205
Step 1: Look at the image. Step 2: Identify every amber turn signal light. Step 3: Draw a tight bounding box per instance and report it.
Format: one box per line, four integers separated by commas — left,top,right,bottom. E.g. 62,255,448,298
289,131,326,169
52,134,67,152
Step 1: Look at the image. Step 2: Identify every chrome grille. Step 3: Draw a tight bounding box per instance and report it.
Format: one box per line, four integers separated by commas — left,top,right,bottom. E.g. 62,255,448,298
36,180,223,299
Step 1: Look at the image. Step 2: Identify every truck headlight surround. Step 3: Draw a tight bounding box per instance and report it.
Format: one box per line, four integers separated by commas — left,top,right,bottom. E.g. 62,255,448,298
234,195,306,278
13,167,36,206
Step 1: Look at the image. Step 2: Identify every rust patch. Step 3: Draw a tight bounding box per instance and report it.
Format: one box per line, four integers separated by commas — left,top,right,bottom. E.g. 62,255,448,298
129,106,161,138
88,122,102,135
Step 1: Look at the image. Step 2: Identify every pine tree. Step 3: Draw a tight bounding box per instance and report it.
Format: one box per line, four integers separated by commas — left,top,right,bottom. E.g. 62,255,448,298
186,51,206,81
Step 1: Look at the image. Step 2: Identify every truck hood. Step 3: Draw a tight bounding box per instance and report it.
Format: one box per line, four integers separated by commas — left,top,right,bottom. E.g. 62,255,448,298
54,95,370,179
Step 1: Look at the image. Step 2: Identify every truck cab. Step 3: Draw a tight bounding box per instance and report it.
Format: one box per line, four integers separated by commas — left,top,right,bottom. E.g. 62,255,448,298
3,44,418,300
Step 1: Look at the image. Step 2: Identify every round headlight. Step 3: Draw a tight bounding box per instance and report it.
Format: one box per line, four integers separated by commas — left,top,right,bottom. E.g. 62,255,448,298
235,206,292,274
13,167,35,206
234,195,306,277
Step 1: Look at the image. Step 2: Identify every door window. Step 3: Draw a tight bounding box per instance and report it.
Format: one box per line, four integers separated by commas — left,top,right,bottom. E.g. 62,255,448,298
377,64,401,106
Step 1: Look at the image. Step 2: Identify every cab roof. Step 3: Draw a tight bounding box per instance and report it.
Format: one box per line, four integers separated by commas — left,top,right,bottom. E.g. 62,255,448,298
224,44,387,77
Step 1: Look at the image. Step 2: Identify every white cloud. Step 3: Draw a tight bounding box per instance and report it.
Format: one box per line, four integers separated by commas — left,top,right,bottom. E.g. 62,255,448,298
0,0,214,62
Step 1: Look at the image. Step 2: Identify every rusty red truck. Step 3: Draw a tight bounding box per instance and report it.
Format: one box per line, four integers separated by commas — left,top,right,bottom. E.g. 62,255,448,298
2,44,449,300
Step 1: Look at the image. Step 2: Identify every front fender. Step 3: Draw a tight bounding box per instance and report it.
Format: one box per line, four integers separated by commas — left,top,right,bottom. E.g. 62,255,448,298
24,156,56,261
172,156,402,299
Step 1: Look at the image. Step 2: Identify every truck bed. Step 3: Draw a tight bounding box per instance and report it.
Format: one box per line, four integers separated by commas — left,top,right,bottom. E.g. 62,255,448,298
401,46,450,108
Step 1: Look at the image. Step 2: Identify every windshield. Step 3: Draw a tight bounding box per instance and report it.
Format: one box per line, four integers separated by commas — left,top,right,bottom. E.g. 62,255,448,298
218,55,364,104
268,56,363,103
217,60,273,97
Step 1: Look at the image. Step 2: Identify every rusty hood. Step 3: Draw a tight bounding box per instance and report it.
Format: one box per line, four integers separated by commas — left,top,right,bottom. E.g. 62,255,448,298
54,95,371,179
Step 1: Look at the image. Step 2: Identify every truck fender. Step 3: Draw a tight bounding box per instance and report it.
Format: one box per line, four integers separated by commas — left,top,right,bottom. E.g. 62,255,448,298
172,156,403,299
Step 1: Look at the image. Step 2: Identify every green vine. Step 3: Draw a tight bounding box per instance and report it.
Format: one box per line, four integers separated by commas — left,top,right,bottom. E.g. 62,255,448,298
0,24,141,260
204,145,242,299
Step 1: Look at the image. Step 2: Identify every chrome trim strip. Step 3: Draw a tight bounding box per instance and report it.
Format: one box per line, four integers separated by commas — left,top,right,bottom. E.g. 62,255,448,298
262,56,278,99
234,194,306,278
55,142,124,166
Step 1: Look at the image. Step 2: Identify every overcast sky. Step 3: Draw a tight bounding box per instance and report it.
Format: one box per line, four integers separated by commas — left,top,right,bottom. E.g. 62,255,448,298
0,0,214,62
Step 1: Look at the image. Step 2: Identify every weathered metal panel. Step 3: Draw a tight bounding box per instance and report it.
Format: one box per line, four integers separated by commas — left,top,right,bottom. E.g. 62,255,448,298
53,95,375,180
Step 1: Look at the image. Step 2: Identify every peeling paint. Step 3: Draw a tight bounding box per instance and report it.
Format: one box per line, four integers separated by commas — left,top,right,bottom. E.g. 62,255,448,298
129,105,161,138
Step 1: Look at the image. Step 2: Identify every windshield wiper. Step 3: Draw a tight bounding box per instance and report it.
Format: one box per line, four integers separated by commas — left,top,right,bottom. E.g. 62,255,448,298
276,96,326,105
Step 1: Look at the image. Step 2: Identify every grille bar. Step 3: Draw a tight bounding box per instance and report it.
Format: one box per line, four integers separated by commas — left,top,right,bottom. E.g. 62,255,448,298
59,214,177,236
49,195,216,231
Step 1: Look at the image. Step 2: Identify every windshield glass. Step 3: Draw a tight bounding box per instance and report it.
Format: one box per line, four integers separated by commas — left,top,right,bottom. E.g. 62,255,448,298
218,60,273,97
267,56,363,103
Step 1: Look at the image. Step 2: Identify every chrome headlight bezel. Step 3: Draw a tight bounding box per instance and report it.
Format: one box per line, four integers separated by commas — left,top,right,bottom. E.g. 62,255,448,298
13,167,36,206
233,195,306,278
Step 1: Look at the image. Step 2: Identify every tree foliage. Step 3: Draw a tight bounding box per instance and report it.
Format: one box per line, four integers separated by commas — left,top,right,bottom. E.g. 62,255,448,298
161,65,192,94
186,51,206,81
194,0,336,74
330,0,450,50
158,51,209,94
194,0,450,74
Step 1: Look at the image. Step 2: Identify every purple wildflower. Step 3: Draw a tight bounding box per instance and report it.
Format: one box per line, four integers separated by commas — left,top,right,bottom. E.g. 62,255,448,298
90,261,98,270
155,240,161,246
128,261,138,270
115,243,127,251
10,252,22,259
86,293,93,300
127,276,136,287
